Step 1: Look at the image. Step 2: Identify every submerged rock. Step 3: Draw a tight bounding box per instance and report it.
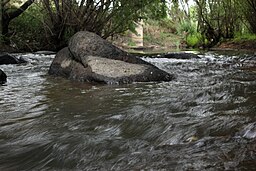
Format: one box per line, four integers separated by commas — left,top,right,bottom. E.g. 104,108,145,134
162,52,200,59
49,31,174,84
0,69,7,84
34,51,56,55
0,54,27,65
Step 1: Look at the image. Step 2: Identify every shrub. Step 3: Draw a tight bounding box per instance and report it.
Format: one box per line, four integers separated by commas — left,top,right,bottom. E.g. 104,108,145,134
177,21,196,36
186,32,204,47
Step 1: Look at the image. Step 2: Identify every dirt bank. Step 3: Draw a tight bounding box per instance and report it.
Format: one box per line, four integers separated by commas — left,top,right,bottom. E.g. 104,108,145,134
212,40,256,52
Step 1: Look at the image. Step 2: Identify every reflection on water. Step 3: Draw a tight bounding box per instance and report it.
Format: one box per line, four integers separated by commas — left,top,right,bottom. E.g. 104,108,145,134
0,52,255,170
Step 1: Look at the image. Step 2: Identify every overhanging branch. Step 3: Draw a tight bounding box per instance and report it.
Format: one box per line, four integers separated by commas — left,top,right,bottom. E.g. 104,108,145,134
7,0,35,20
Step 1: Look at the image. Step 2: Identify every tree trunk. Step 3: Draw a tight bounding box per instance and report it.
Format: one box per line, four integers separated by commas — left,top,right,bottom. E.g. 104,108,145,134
2,11,10,44
2,16,9,36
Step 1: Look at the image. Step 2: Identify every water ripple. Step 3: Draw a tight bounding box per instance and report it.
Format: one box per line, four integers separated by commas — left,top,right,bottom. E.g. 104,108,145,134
0,52,256,170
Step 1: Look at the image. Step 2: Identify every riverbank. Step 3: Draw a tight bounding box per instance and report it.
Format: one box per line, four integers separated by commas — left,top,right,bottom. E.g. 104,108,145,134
118,39,256,54
0,45,21,53
212,39,256,52
1,38,256,54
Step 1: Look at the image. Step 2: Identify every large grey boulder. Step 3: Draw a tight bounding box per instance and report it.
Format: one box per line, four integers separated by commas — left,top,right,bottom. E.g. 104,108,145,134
0,69,7,84
68,31,151,65
49,31,174,84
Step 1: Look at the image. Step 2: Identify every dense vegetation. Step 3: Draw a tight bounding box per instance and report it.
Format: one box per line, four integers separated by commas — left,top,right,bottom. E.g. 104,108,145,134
1,0,256,51
0,0,168,51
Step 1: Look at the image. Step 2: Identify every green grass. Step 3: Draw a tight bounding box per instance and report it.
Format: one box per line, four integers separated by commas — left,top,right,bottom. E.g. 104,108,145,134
144,32,182,47
234,33,256,41
186,33,203,47
127,40,137,47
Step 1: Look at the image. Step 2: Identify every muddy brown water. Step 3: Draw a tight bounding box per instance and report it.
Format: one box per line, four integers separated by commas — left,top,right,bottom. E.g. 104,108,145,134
0,51,255,170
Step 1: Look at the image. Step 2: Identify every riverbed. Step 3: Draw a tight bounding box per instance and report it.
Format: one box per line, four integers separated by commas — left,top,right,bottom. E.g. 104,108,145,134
0,51,255,170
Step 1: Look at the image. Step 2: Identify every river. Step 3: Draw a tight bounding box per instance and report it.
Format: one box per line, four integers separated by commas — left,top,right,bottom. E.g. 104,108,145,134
0,51,255,170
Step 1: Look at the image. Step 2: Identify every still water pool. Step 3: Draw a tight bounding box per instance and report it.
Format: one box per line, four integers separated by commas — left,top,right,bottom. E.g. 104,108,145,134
0,51,255,170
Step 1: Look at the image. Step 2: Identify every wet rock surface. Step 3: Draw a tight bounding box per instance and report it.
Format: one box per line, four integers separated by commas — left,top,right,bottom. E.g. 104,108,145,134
0,69,7,84
49,31,174,84
0,54,27,65
162,52,201,59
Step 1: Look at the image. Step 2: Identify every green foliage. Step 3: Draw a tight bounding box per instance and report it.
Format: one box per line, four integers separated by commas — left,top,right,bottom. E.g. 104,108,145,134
143,34,153,44
0,35,4,42
9,4,45,50
234,33,256,41
38,0,169,50
186,33,204,47
236,0,256,34
143,0,168,20
177,21,196,36
158,18,176,32
127,40,136,47
176,20,204,47
194,0,246,45
145,19,176,34
4,0,255,51
143,19,182,48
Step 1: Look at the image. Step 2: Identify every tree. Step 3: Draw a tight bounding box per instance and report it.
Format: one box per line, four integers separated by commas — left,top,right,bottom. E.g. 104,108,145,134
40,0,168,50
0,0,35,45
236,0,256,34
193,0,239,47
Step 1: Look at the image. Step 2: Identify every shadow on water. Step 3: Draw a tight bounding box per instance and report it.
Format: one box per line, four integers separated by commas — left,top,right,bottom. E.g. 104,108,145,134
0,51,255,170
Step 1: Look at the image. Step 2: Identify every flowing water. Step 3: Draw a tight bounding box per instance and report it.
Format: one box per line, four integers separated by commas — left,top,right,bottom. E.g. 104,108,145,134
0,51,255,171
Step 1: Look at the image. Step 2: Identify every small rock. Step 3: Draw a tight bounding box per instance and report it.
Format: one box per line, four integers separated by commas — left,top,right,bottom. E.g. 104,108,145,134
0,69,7,84
0,54,27,65
242,122,256,139
185,136,199,142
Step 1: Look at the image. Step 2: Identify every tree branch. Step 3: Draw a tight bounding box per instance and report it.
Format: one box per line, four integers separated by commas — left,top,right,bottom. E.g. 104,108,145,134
7,0,35,20
2,0,11,6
